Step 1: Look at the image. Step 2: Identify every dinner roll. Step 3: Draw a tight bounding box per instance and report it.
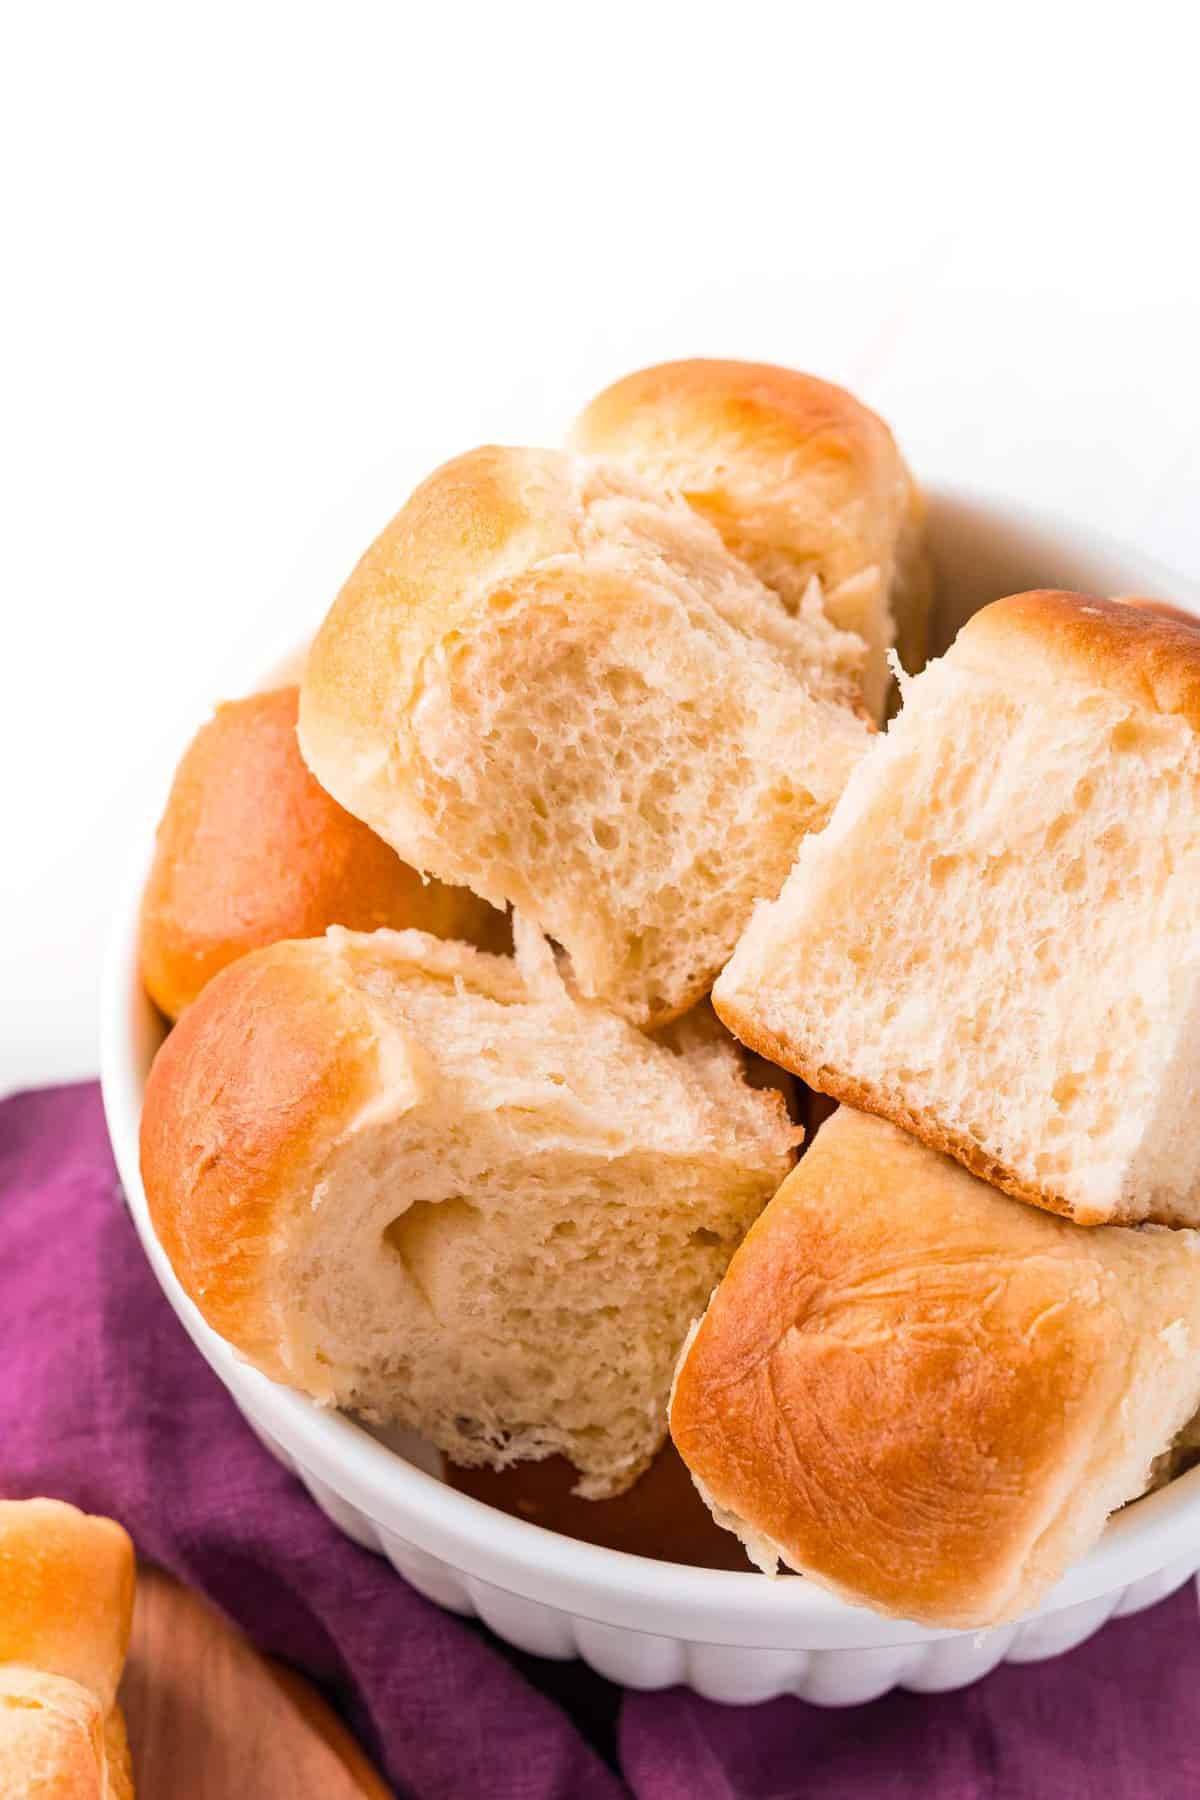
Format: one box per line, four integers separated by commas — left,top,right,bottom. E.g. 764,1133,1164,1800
670,1108,1200,1629
571,358,932,718
298,446,871,1028
0,1500,136,1798
141,923,799,1497
138,685,502,1019
715,590,1200,1225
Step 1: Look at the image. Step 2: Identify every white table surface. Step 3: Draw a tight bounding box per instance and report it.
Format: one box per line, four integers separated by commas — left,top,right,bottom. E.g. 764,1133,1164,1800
3,5,1199,1093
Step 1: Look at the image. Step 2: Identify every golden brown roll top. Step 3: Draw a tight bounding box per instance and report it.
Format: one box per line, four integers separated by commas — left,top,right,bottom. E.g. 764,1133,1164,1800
954,588,1200,727
138,684,502,1020
0,1499,136,1797
1116,594,1200,631
139,930,394,1368
670,1108,1200,1629
0,1500,134,1711
571,357,932,715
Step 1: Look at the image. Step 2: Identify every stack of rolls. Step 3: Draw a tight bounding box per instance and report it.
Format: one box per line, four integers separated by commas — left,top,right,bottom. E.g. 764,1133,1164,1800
678,588,1200,1623
138,356,1200,1629
140,358,915,1498
0,1500,136,1798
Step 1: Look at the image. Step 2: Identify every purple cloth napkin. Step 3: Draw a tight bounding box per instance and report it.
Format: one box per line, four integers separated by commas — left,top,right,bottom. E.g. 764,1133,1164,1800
2,1082,1198,1799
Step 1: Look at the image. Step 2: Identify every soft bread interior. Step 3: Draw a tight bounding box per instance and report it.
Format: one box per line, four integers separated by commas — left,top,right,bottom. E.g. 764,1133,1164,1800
571,462,869,705
148,926,799,1498
284,929,798,1495
300,451,871,1027
569,360,933,717
716,642,1200,1223
0,1673,133,1798
406,580,865,1023
0,1667,112,1799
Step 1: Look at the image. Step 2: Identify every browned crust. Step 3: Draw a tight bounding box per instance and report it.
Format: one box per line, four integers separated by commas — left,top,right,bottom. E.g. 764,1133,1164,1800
711,989,1153,1228
956,589,1200,732
104,1705,134,1800
138,686,500,1021
669,1107,1200,1628
139,940,381,1366
572,359,930,709
0,1501,135,1715
573,358,899,475
1116,594,1200,630
299,448,557,790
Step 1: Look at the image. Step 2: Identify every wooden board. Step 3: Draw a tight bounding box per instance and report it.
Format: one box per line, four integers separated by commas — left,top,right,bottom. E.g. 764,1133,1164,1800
120,1568,391,1798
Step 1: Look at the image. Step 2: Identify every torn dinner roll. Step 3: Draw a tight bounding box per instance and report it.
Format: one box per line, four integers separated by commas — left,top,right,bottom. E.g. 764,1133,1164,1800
715,589,1200,1226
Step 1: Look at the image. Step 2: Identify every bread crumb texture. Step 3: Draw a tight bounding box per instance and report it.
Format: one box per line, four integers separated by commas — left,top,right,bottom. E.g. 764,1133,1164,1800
716,591,1200,1225
141,928,799,1496
299,447,872,1027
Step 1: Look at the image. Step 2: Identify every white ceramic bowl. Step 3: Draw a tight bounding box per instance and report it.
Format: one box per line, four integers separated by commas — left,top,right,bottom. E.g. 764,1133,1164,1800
101,485,1200,1706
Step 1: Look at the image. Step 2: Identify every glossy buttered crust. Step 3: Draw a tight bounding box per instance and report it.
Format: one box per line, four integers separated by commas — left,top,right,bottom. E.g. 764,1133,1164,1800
670,1108,1200,1629
138,685,500,1020
0,1500,136,1798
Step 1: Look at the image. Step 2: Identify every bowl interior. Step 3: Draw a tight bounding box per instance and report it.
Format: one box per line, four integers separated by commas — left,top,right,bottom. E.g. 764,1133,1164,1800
102,482,1200,1640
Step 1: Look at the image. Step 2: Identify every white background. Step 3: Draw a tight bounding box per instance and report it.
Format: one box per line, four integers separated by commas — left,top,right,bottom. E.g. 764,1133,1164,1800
2,4,1198,1091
